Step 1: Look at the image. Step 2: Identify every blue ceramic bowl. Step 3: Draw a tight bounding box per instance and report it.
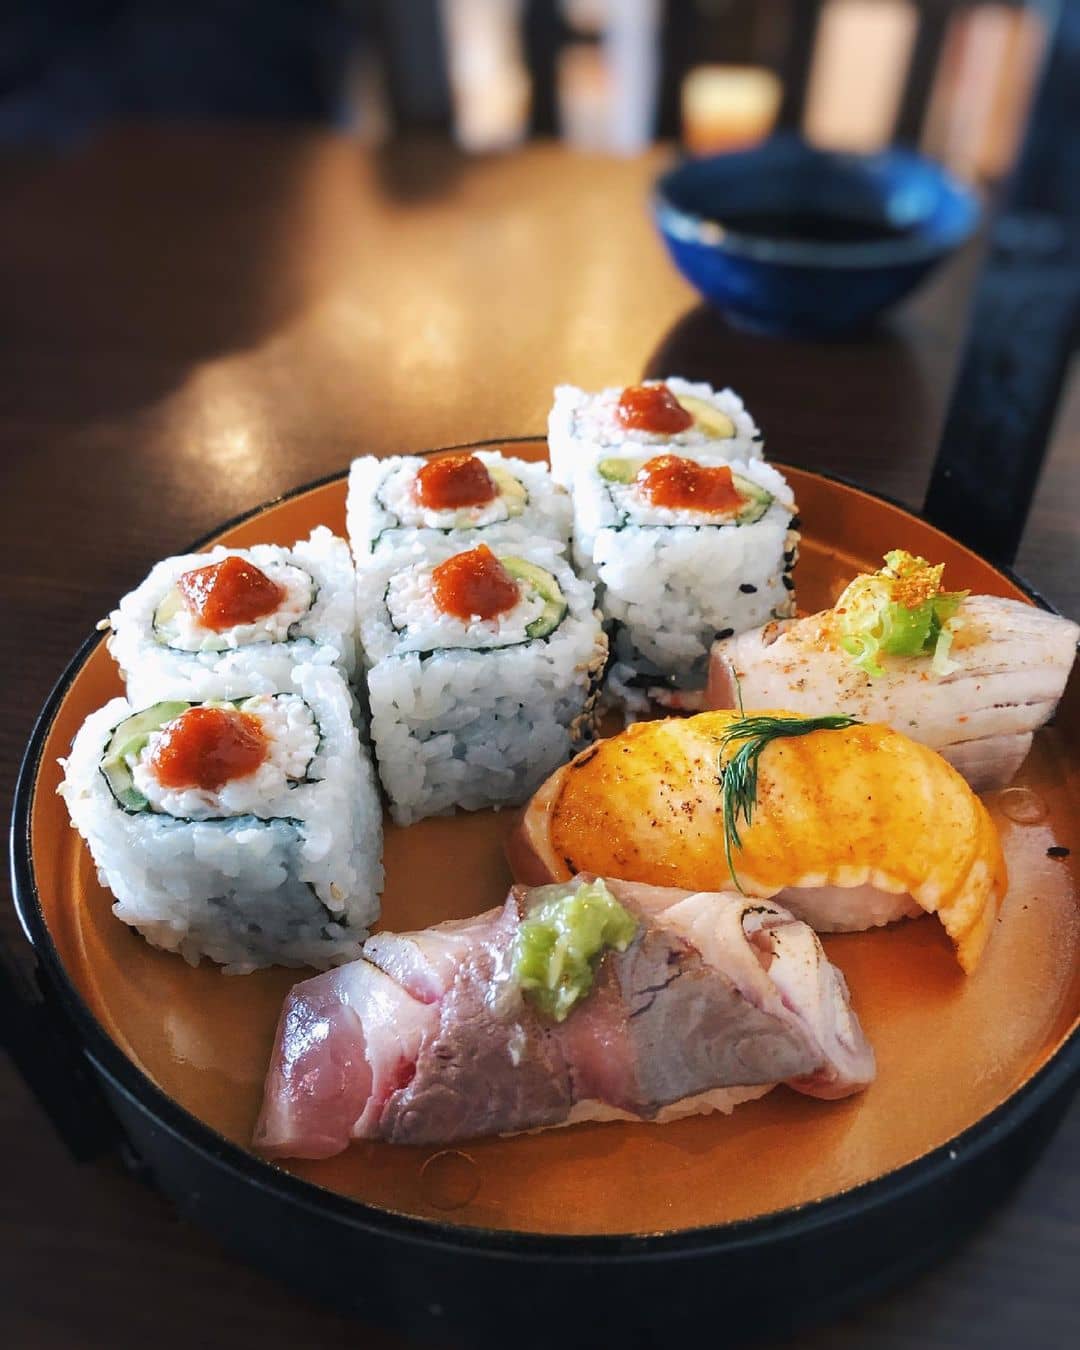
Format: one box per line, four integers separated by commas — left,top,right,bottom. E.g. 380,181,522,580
654,135,979,336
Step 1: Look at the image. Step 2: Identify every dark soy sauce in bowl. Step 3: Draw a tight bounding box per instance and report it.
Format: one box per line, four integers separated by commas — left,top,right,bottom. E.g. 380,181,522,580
714,210,919,246
654,136,980,332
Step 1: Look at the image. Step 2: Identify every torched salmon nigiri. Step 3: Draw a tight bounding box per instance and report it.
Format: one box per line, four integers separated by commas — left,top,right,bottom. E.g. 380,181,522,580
509,710,1008,973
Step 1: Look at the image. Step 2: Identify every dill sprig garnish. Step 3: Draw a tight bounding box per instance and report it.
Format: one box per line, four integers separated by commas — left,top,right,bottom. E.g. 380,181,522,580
717,713,861,891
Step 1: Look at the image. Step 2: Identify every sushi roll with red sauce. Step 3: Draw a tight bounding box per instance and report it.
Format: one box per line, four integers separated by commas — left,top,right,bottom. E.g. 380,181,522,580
358,539,607,825
58,665,382,971
547,378,762,488
347,450,571,565
570,451,799,690
108,527,356,705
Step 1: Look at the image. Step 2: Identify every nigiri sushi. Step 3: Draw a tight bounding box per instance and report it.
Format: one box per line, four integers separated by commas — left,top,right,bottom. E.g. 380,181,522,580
698,552,1078,793
255,876,873,1157
509,711,1008,972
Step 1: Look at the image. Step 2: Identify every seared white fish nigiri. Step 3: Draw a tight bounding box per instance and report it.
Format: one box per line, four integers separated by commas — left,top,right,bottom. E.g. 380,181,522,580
255,877,873,1158
509,712,1008,972
703,556,1077,793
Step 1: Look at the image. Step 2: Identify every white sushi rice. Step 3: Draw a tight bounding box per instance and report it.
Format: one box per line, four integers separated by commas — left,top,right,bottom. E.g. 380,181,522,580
547,378,763,488
572,457,799,687
131,694,320,818
108,527,357,705
562,1084,773,1128
58,665,383,972
347,451,571,565
359,538,607,825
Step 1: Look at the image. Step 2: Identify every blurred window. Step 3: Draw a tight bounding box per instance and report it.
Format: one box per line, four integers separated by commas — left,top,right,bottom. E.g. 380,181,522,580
922,3,1045,181
405,0,1049,185
799,0,1045,181
441,0,530,151
804,0,919,153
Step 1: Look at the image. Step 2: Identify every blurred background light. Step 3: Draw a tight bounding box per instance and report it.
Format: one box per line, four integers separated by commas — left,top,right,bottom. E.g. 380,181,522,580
681,65,782,155
0,1,1049,187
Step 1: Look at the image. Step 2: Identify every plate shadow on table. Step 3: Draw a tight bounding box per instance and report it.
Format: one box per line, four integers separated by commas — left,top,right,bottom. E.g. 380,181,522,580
643,304,935,497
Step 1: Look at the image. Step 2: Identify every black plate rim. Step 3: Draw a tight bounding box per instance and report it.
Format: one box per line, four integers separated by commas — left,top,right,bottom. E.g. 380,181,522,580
10,441,1080,1261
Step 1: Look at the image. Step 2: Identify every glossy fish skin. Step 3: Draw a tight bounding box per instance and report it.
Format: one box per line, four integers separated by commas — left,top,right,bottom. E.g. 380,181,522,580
509,712,1008,972
254,878,873,1158
706,596,1079,792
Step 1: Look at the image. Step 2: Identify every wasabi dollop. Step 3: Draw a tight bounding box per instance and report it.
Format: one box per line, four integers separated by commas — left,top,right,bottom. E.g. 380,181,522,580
511,879,638,1022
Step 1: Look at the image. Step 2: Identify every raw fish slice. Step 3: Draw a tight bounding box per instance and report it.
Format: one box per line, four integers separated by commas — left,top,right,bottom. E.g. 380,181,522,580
705,596,1078,792
611,883,873,1101
255,960,437,1159
570,909,815,1108
256,881,873,1156
509,712,1007,971
363,912,501,1004
744,908,872,1100
377,903,576,1145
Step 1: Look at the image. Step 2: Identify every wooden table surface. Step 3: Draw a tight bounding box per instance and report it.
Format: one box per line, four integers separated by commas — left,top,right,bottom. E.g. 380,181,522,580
1,128,1077,1349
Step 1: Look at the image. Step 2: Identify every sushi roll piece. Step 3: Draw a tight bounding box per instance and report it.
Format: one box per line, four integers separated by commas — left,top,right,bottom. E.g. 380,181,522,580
108,527,356,705
255,876,873,1156
572,452,798,688
510,710,1008,972
359,538,607,825
58,664,383,972
702,552,1080,792
347,449,571,565
547,377,762,488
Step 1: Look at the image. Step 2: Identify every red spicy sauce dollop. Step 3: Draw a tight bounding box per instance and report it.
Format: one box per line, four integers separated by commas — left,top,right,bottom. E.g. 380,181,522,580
414,454,497,510
177,556,285,632
431,544,519,621
615,383,693,434
637,455,744,513
148,706,268,791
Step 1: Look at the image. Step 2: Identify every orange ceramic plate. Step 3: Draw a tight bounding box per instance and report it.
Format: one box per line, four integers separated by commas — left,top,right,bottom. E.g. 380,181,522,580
25,441,1080,1237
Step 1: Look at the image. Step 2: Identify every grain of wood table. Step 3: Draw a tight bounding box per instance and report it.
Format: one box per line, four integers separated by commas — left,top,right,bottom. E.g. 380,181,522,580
1,128,1077,1350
